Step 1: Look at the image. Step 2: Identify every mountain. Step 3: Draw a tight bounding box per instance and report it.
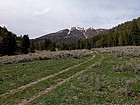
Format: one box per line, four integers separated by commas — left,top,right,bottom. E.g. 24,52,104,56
36,27,107,43
1,17,140,54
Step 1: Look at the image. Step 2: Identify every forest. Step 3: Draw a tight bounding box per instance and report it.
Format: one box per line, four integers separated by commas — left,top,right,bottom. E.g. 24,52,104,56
58,17,140,50
0,17,140,56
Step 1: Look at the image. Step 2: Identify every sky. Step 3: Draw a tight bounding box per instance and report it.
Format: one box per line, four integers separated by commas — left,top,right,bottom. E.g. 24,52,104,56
0,0,140,38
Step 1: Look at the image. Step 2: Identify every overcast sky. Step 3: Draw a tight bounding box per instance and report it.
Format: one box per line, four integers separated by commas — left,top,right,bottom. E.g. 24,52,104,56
0,0,140,38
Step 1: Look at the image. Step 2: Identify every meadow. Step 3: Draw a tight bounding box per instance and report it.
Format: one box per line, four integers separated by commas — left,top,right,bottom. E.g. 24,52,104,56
0,47,139,105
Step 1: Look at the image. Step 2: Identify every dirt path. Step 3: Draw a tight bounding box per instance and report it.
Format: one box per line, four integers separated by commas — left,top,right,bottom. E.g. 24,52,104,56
18,61,98,105
17,52,103,105
0,55,95,97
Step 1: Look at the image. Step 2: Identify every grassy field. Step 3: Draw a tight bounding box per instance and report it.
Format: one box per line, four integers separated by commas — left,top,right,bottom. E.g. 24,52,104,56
0,47,140,105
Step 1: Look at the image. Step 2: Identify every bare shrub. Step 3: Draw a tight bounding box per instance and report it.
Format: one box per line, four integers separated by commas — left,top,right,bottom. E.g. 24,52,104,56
93,46,140,58
112,61,140,73
95,75,103,91
123,80,140,97
79,75,95,84
94,62,102,68
0,49,93,64
124,80,133,96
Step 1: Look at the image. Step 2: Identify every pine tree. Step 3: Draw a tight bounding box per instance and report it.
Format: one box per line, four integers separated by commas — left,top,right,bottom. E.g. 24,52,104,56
50,42,56,51
21,35,30,54
107,31,113,47
122,30,129,46
131,19,140,45
101,35,107,47
1,32,17,55
76,40,81,49
30,40,35,53
113,32,119,46
44,38,52,50
85,39,91,49
118,35,123,46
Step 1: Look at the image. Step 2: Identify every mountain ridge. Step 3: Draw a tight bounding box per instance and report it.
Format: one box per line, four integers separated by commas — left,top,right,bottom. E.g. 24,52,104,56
36,27,108,43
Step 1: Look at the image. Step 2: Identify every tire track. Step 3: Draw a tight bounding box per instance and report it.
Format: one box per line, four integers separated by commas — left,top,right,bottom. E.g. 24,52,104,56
0,55,95,97
18,62,97,105
17,52,103,105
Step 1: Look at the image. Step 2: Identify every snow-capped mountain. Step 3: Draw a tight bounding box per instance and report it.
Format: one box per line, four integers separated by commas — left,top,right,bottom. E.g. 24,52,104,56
36,27,107,43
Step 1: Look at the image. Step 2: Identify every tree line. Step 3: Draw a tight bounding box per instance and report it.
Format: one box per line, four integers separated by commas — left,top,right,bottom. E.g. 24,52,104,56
0,27,30,56
0,17,140,56
55,18,140,50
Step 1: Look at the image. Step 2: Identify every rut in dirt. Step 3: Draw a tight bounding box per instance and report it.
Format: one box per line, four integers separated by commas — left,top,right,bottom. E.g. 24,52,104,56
17,52,103,105
18,62,97,105
0,55,95,97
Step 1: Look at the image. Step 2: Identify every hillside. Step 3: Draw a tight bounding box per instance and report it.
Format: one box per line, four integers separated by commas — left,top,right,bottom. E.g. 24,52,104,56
34,17,140,51
76,17,140,49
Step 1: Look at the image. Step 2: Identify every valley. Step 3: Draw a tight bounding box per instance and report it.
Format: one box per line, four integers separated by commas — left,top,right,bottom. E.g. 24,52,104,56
0,47,139,104
0,1,140,105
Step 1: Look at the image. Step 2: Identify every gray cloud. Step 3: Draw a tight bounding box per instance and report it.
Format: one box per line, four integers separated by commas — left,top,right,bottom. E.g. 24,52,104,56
0,0,140,38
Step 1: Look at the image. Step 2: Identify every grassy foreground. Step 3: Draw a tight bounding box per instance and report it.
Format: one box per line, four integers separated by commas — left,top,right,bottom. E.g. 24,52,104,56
0,49,140,105
31,53,140,105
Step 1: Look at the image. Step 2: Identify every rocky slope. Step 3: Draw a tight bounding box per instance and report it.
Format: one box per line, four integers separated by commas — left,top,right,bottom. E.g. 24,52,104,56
36,27,107,43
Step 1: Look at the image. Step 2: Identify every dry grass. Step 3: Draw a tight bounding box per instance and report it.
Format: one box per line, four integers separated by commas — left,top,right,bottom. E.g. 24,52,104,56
112,61,140,73
93,46,140,57
0,49,93,64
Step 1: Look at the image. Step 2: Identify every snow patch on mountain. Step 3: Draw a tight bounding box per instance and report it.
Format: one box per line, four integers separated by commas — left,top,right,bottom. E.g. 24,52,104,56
68,30,71,35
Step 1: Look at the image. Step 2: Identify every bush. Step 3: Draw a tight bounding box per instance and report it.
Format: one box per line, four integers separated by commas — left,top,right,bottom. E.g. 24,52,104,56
0,49,93,64
112,61,140,73
123,80,140,97
95,75,104,91
93,46,140,58
94,62,102,68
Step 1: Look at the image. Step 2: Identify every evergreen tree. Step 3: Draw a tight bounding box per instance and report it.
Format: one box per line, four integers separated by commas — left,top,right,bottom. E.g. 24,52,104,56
91,36,99,48
60,43,67,50
50,42,56,51
1,32,17,55
101,35,107,47
122,31,129,46
79,40,86,49
76,40,81,49
30,40,35,53
118,35,123,46
44,38,52,50
131,19,140,45
39,41,45,50
85,39,91,49
113,32,119,46
21,35,30,54
107,31,113,47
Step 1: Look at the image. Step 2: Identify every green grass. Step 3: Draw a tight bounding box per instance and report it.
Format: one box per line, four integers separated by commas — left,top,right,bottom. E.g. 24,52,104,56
30,53,140,105
0,51,140,105
0,56,92,94
0,52,99,105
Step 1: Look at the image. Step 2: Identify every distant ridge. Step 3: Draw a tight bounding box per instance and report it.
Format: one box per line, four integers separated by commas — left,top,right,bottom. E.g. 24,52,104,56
36,27,107,43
